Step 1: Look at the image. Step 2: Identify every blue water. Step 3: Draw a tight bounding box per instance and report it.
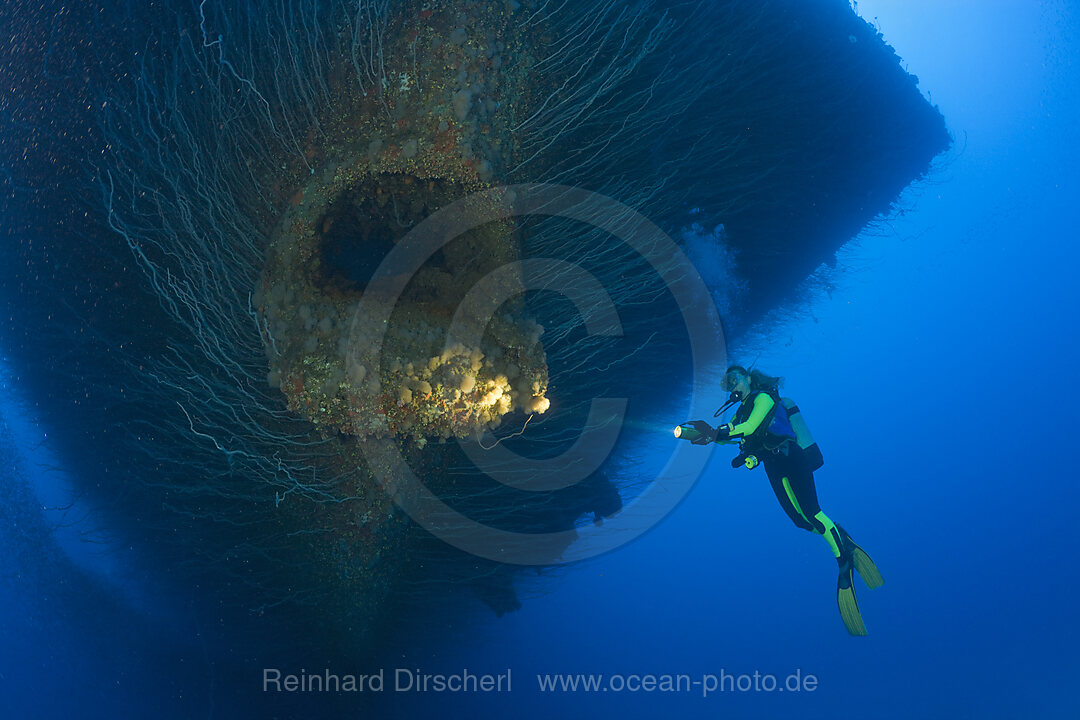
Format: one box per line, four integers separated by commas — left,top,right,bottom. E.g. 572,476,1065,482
3,1,1079,717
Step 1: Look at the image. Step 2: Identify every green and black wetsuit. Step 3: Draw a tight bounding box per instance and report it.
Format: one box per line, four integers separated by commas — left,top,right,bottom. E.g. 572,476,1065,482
728,390,844,559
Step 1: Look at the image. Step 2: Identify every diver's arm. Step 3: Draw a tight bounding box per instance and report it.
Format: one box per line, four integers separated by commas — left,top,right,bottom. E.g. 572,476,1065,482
728,393,774,439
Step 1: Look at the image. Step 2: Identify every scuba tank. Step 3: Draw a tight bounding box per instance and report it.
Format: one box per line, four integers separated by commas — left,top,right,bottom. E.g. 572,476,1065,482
780,398,824,471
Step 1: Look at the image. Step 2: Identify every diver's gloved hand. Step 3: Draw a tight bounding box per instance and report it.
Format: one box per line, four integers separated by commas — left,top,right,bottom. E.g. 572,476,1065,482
714,423,732,442
688,420,717,444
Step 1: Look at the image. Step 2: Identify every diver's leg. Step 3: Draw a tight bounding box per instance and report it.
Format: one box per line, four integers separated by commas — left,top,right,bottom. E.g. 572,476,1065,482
782,468,868,634
769,465,867,634
782,469,843,559
765,463,816,532
795,467,884,589
790,473,883,588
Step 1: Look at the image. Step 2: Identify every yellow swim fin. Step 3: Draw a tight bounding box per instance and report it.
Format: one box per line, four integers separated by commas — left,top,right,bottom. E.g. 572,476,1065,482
839,526,884,590
836,565,867,636
851,546,884,590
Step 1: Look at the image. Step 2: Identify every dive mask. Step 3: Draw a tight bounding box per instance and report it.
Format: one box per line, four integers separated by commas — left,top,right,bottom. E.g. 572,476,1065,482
715,367,748,416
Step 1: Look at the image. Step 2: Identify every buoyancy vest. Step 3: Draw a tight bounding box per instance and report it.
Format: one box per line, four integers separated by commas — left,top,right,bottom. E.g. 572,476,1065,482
733,389,797,454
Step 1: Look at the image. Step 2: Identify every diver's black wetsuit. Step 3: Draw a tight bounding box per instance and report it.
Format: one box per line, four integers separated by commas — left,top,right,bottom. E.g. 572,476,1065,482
762,447,823,532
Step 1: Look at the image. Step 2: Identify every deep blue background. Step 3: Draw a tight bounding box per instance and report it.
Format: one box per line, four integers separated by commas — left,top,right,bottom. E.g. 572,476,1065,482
2,1,1078,717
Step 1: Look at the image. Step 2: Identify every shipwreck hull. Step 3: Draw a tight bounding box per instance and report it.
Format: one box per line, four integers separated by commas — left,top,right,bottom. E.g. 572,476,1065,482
0,0,948,650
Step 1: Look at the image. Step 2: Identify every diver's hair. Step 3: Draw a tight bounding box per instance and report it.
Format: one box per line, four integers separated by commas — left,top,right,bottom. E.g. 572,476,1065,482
726,364,783,392
749,369,783,392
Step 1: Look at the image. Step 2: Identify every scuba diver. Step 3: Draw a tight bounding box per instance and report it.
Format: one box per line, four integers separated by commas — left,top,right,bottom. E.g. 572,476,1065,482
677,365,883,635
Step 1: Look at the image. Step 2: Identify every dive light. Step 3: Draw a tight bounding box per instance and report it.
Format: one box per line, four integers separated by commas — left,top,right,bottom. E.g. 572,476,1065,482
673,423,705,442
675,421,735,445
